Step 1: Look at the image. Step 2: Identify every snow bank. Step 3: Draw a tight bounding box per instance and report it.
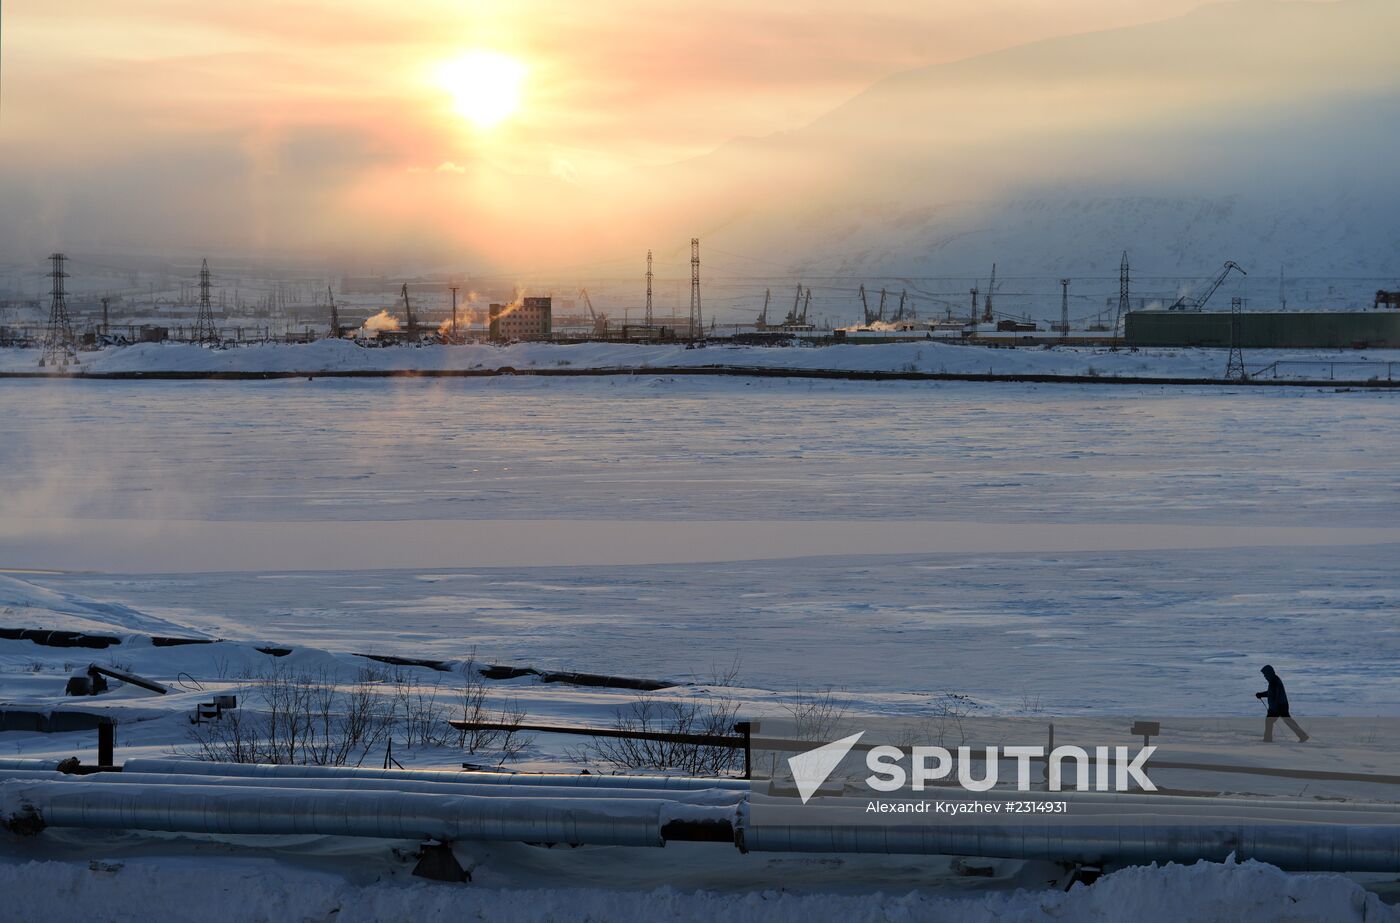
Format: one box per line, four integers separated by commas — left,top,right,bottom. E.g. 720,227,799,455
0,856,1390,923
3,339,1398,381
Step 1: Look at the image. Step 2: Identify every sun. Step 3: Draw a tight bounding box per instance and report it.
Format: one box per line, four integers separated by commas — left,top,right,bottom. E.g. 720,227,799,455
437,50,527,129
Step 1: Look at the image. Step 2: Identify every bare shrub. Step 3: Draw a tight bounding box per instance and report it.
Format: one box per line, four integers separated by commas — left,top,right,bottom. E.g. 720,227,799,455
186,663,393,767
571,695,742,776
187,657,532,767
917,691,980,748
393,674,452,749
785,688,850,741
705,656,742,688
455,660,530,763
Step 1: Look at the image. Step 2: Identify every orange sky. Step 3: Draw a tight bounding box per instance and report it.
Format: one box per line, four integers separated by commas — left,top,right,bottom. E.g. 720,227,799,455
0,0,1351,267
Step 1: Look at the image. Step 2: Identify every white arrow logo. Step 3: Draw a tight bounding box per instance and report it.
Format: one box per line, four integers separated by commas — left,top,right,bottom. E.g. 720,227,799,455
787,732,865,804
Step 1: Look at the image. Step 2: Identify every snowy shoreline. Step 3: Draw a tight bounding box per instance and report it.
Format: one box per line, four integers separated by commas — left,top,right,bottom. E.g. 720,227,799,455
4,340,1400,385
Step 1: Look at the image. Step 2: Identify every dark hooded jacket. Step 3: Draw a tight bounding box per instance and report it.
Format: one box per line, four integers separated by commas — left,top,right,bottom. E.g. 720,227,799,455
1260,665,1290,717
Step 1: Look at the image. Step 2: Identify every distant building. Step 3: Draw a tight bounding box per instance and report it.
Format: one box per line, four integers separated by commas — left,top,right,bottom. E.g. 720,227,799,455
489,297,552,341
1125,310,1400,349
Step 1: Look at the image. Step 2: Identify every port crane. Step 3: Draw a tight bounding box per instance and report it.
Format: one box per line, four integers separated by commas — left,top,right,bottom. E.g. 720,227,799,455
859,285,877,325
756,288,771,327
981,263,998,323
782,285,811,327
783,284,802,326
400,283,416,336
579,288,607,336
1168,261,1246,311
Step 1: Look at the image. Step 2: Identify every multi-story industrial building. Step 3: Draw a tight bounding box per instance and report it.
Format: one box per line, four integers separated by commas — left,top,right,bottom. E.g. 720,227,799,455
489,297,552,341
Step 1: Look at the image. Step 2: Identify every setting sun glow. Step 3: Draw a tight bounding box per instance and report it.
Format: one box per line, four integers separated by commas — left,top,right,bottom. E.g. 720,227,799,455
438,51,527,129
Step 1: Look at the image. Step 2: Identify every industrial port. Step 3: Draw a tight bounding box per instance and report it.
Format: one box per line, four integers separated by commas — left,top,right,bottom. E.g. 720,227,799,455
4,247,1399,374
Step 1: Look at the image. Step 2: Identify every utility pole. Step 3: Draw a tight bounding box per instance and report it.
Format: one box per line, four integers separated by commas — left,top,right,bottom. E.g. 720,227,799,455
645,250,653,327
1112,251,1129,351
1225,296,1247,381
449,286,459,340
982,263,997,323
40,252,77,368
194,258,219,345
1060,278,1071,341
689,238,701,341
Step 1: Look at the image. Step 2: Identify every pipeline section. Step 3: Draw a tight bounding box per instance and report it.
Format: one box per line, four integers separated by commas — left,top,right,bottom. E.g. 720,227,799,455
122,758,749,791
2,761,1399,872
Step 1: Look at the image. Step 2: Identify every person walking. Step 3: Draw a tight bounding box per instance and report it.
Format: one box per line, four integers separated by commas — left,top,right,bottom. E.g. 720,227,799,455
1255,664,1308,742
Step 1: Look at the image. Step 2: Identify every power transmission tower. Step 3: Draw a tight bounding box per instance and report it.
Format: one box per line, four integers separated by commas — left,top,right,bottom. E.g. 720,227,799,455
982,263,997,323
194,258,219,345
645,250,654,327
1225,296,1247,381
40,252,77,368
1059,278,1071,340
100,296,110,336
689,238,701,341
1112,251,1129,350
969,287,979,336
327,286,340,339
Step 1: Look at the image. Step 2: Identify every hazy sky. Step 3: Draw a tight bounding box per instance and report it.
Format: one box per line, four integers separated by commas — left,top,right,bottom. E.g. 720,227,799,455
0,0,1363,270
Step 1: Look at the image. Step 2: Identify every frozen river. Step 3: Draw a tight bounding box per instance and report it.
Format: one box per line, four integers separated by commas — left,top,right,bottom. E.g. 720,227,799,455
2,376,1397,712
4,376,1397,526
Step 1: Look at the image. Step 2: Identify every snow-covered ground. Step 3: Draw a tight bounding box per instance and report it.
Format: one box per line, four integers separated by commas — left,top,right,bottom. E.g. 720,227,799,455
2,375,1397,917
1,854,1393,923
4,339,1400,382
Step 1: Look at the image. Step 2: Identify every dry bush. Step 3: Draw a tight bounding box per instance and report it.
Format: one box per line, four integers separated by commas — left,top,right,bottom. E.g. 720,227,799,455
785,688,851,742
454,661,529,761
186,663,393,767
187,658,531,767
571,695,742,776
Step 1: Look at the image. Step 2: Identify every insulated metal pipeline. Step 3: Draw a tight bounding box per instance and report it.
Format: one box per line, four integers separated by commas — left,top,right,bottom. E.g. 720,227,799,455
121,759,749,791
0,758,63,772
1,779,731,847
5,773,1398,871
8,770,1380,819
0,769,742,806
735,805,1400,872
750,787,1400,816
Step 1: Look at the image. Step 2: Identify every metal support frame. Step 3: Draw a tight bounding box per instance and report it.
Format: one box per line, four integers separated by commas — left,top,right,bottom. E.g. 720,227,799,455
689,238,701,341
1225,296,1248,380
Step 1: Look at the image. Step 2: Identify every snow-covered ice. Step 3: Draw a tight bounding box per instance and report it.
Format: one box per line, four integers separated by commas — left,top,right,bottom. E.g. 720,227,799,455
4,338,1400,382
2,374,1397,916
